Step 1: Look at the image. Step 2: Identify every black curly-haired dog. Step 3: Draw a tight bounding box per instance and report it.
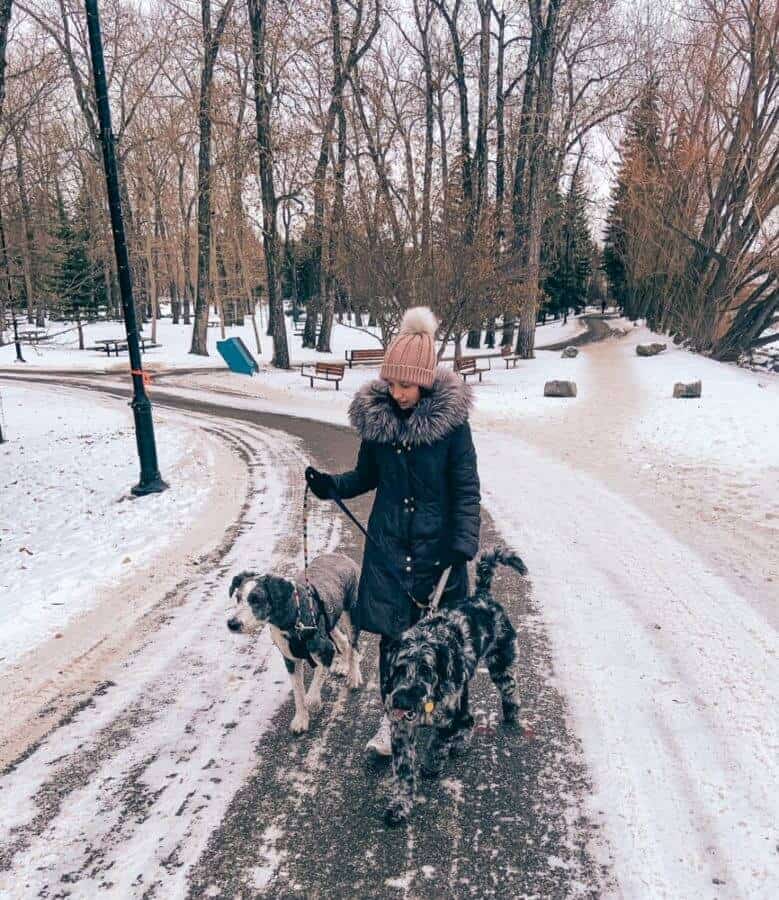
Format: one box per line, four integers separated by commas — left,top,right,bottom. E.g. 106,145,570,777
382,548,527,826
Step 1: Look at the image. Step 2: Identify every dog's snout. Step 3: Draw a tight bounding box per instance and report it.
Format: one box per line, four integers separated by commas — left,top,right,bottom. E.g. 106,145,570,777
227,618,242,633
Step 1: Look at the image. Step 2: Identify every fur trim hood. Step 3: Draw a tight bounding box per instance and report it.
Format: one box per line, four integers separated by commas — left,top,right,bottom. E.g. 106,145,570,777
349,366,473,446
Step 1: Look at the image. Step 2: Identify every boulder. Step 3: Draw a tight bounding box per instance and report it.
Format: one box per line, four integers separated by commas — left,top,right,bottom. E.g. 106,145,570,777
561,346,579,358
673,380,702,398
636,342,668,357
544,380,577,398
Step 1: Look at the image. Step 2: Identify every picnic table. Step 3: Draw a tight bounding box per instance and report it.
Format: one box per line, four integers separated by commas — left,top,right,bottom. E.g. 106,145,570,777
93,336,160,356
18,329,51,345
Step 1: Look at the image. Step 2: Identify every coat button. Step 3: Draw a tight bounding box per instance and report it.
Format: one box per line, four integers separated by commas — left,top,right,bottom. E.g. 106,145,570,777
405,556,411,562
405,566,411,572
403,498,409,504
396,448,402,454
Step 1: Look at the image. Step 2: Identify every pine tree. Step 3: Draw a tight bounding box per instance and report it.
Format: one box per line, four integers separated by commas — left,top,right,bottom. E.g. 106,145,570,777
542,174,593,319
49,206,105,320
603,78,664,320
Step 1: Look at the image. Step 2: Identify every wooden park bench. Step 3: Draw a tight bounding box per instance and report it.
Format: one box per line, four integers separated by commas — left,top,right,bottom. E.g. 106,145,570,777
454,356,491,383
300,361,345,390
345,348,385,368
500,345,521,369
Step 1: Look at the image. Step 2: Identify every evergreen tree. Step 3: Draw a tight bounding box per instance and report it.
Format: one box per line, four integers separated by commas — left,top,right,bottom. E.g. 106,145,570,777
49,208,105,319
542,174,594,319
603,78,664,319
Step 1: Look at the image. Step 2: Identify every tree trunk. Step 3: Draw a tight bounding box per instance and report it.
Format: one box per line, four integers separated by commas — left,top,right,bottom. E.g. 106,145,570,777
433,0,473,236
190,0,235,356
466,329,481,349
0,0,13,347
317,0,348,354
0,1,12,124
493,6,507,252
13,132,38,325
248,0,289,367
474,0,491,224
511,0,562,359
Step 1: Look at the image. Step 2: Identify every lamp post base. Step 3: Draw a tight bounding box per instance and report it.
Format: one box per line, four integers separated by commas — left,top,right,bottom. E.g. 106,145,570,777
131,476,169,497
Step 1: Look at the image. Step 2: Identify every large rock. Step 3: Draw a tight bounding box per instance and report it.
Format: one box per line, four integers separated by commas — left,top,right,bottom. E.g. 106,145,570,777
561,346,579,358
636,342,668,357
544,380,577,398
673,380,702,398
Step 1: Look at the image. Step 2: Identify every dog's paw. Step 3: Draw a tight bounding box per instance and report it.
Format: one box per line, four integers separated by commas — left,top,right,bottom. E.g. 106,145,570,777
331,655,350,677
305,694,323,714
501,714,522,734
383,803,408,828
346,667,363,691
420,756,446,779
290,712,310,735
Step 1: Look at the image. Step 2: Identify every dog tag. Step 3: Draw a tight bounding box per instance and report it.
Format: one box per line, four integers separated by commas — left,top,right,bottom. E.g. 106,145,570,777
424,700,435,714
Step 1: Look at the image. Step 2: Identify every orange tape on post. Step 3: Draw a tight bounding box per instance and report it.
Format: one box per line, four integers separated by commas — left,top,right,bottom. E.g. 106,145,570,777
130,369,152,388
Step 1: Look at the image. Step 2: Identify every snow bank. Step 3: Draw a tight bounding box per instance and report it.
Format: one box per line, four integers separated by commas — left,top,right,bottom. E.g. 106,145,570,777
0,383,214,666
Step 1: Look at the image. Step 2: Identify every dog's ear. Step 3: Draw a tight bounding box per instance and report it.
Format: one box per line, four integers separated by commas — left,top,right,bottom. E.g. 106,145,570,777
264,575,294,612
229,571,257,598
435,639,464,692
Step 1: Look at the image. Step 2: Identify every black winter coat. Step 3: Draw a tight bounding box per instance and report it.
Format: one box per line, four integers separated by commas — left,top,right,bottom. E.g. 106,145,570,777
332,368,481,638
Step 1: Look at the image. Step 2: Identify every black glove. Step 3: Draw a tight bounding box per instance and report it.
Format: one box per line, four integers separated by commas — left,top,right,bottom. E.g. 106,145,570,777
305,466,336,500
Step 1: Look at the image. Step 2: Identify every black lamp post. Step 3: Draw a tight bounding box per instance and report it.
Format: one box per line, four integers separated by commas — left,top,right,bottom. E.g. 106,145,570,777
11,303,25,363
84,0,166,495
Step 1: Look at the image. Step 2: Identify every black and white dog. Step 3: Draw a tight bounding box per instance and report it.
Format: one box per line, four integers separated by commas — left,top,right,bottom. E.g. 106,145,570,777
382,548,527,826
227,553,362,734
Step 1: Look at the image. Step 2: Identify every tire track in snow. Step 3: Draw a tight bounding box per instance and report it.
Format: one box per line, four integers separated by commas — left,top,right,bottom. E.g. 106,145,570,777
0,414,338,898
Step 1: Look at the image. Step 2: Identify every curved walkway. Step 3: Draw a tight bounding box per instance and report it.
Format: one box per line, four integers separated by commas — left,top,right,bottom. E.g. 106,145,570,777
0,373,608,899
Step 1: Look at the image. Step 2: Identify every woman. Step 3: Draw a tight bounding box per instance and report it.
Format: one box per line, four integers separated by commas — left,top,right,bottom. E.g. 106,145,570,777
305,306,481,759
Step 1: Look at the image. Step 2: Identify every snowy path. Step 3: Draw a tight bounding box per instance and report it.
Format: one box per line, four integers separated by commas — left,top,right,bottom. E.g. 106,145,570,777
475,335,778,899
0,377,607,899
0,407,342,897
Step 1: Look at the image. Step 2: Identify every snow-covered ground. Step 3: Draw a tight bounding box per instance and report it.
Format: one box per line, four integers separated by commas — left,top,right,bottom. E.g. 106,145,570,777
0,381,252,770
0,309,585,372
0,414,343,897
0,383,221,665
1,314,776,898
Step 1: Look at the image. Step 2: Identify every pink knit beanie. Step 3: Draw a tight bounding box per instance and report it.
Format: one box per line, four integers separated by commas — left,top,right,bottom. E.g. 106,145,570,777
381,307,438,388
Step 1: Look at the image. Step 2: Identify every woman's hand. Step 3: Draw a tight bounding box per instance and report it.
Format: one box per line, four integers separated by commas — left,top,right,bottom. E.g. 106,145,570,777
305,466,337,500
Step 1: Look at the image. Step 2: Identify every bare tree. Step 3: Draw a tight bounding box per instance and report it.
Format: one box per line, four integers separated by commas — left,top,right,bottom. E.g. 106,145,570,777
247,0,289,366
190,0,235,355
0,0,12,120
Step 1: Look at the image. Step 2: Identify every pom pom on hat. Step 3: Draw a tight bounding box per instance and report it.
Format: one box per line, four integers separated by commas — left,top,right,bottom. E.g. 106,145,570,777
398,306,438,337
